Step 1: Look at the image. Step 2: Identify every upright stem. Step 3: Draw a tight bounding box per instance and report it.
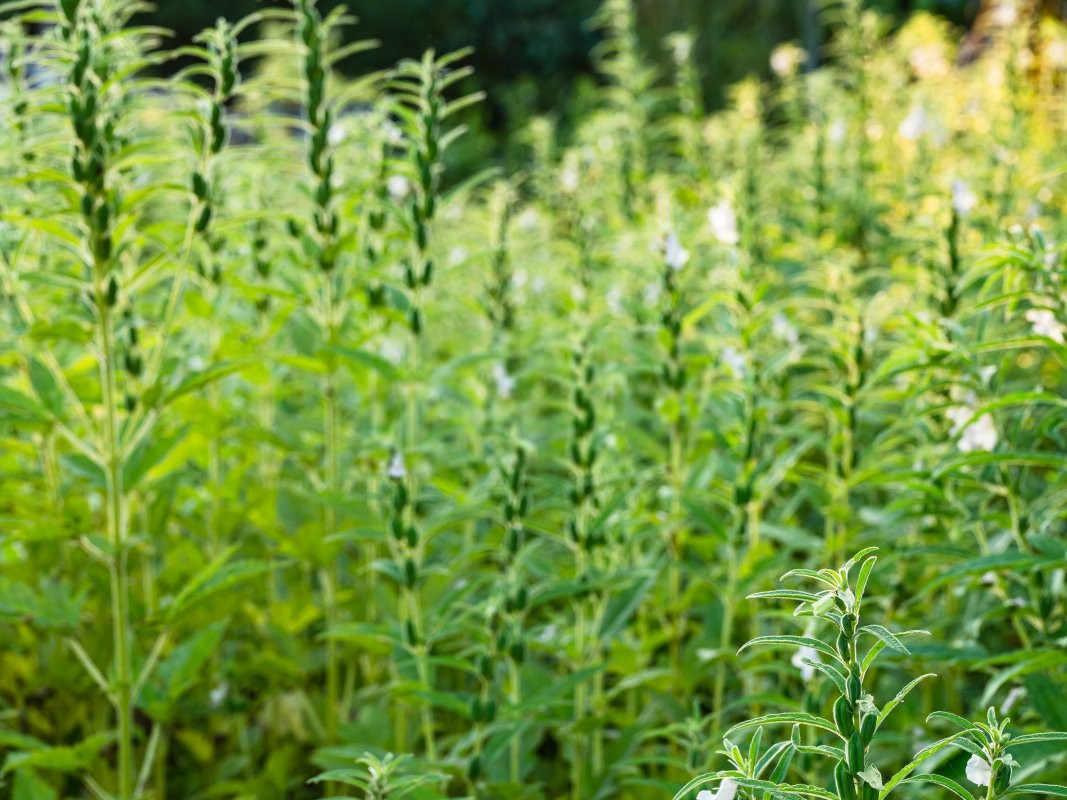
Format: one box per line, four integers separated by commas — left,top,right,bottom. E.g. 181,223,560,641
98,299,133,800
508,656,521,782
322,317,340,740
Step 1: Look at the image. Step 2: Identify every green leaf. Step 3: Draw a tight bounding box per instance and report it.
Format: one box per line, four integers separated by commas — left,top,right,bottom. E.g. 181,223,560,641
1002,786,1067,798
878,674,937,729
26,358,65,419
724,712,842,741
0,384,49,424
739,635,846,666
1007,732,1067,747
860,624,911,655
901,773,977,800
1,733,114,776
879,731,972,799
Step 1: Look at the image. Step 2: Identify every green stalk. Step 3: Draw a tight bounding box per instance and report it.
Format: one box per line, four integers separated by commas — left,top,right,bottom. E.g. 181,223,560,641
97,297,134,800
322,274,341,741
508,656,521,782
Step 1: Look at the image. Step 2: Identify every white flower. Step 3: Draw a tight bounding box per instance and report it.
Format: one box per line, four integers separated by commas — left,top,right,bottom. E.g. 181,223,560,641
952,179,977,216
1025,308,1065,343
708,200,739,246
947,406,998,452
379,338,405,365
210,683,228,708
828,119,846,145
387,175,410,201
606,285,624,315
449,246,468,266
537,624,558,644
661,232,690,271
899,105,929,141
560,164,580,194
383,121,404,146
328,121,347,146
772,312,799,346
966,754,993,787
697,779,738,800
387,451,406,480
188,356,206,372
991,1,1017,26
791,645,820,681
770,43,805,78
492,363,516,399
643,282,663,305
722,346,747,379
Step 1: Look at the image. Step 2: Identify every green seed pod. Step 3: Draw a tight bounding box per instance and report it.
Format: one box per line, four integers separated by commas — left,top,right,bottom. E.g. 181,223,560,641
192,171,209,199
421,259,434,287
405,619,418,646
834,760,856,800
860,712,877,745
60,0,81,24
93,231,111,262
409,307,422,336
994,765,1010,793
842,613,857,637
846,732,864,771
467,754,481,782
405,525,418,548
105,275,119,307
836,630,851,660
404,558,417,588
195,204,213,233
833,696,855,737
847,669,862,703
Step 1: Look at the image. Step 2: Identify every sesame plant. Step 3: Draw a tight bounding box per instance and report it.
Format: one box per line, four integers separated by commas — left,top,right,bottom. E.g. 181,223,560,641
1,0,1066,798
675,549,1067,800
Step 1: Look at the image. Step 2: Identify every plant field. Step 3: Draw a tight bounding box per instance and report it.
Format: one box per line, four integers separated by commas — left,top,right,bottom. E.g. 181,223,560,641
0,1,1066,799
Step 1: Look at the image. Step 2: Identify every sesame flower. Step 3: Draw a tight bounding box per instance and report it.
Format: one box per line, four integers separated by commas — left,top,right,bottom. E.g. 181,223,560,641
387,451,406,480
721,346,746,379
387,175,410,201
772,312,799,347
966,754,992,787
899,105,929,141
708,200,739,246
952,179,977,216
1025,308,1065,343
770,43,805,78
661,232,690,271
697,778,738,800
492,363,516,399
947,406,998,452
791,645,820,681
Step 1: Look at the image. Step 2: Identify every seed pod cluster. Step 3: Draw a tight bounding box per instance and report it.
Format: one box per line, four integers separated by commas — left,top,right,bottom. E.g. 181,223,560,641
484,184,518,334
65,6,116,279
567,341,602,552
658,257,686,393
295,0,340,274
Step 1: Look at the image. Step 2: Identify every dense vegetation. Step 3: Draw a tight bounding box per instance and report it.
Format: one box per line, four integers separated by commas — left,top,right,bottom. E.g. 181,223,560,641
0,1,1066,799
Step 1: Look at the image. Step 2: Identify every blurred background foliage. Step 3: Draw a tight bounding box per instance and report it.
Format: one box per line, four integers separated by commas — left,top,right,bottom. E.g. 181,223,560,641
146,1,974,130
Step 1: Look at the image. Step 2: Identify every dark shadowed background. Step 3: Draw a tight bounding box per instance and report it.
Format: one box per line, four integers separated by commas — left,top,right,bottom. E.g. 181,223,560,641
145,0,974,123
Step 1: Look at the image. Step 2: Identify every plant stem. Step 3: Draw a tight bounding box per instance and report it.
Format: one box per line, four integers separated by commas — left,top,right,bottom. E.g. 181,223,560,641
98,298,133,800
